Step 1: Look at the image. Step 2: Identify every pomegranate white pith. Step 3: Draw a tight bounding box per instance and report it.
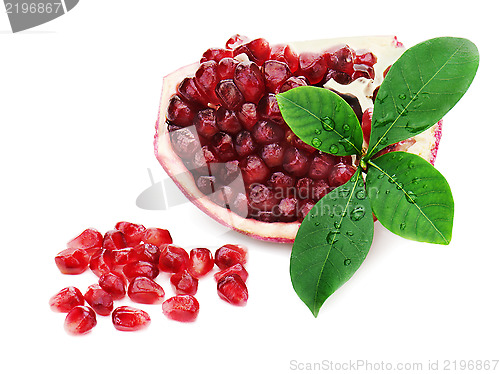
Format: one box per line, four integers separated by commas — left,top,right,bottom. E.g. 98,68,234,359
155,36,442,243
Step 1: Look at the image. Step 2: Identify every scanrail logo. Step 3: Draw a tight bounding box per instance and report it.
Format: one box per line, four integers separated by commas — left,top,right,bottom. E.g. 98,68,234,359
4,0,78,33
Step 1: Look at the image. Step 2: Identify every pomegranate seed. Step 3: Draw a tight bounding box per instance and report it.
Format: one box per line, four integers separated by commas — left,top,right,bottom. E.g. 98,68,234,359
226,34,249,50
128,276,165,304
251,120,284,145
232,193,250,218
158,244,189,273
170,126,201,159
214,244,247,270
84,284,113,316
67,228,103,256
312,179,331,200
192,145,221,175
195,60,220,105
217,274,248,306
234,38,270,65
215,79,244,110
200,48,233,63
352,63,375,80
178,76,209,106
162,295,199,322
277,197,299,221
64,306,97,335
194,108,218,138
167,95,196,127
215,107,242,134
102,247,131,270
99,272,127,300
211,132,237,162
112,306,151,331
270,44,299,72
89,250,111,277
49,287,84,313
102,229,128,251
297,52,327,85
298,199,316,221
267,171,295,197
324,44,355,75
328,163,357,188
217,57,239,80
324,69,352,85
283,147,310,177
262,60,292,93
123,261,159,280
248,183,280,214
170,270,199,295
196,175,217,195
214,263,248,282
128,243,161,264
234,130,257,157
115,221,146,247
260,143,285,168
308,153,336,180
279,75,308,92
143,227,173,247
188,247,214,277
237,102,258,130
289,132,317,153
296,177,314,200
217,159,240,185
54,248,89,275
257,94,284,124
240,155,271,185
233,61,265,103
361,108,373,144
354,49,377,65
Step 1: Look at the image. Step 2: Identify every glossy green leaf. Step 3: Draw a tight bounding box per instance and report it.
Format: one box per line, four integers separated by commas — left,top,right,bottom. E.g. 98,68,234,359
366,37,479,158
277,86,363,156
366,152,454,244
290,170,374,317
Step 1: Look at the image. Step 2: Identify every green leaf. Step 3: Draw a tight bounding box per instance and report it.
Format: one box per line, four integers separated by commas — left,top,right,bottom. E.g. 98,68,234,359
276,86,363,156
366,37,479,159
290,169,374,317
366,152,454,244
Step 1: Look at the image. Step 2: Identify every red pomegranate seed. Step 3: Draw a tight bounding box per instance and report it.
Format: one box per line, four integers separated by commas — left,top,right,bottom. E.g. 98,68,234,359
308,153,336,180
324,69,352,85
257,94,284,124
233,61,265,103
296,177,314,200
240,155,271,185
283,147,310,177
233,38,270,65
248,183,279,214
234,130,257,157
54,248,90,275
214,244,247,270
162,295,199,322
217,57,239,80
270,44,299,73
67,228,103,256
312,179,331,200
89,250,111,277
352,63,375,80
192,145,221,175
262,60,292,93
215,79,244,111
143,227,173,247
84,284,113,316
277,197,299,221
237,102,258,130
114,221,146,247
225,34,249,50
170,270,199,295
215,107,242,134
354,49,377,65
128,276,165,304
324,44,355,75
289,132,317,154
279,75,308,92
268,171,295,197
112,306,151,332
328,163,357,188
298,199,316,221
102,229,127,251
194,108,218,138
102,247,131,273
200,48,233,63
297,52,327,85
123,261,160,280
260,143,285,168
99,272,127,300
128,243,161,264
49,286,84,313
361,108,373,144
167,95,196,127
64,306,97,335
196,175,217,195
251,120,284,145
178,76,209,106
195,60,220,104
217,159,240,185
188,247,214,277
158,244,189,273
217,274,248,306
214,263,248,282
211,132,237,162
170,126,201,159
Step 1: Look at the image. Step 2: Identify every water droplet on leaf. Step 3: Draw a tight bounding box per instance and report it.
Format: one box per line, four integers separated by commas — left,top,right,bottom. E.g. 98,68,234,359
329,144,339,154
344,259,352,266
311,137,322,147
350,205,366,221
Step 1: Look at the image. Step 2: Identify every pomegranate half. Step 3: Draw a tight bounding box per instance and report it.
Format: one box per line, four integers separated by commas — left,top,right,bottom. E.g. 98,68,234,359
154,35,442,243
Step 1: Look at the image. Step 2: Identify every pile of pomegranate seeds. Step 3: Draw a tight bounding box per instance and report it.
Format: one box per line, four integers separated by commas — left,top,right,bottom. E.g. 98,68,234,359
166,35,376,223
50,222,249,334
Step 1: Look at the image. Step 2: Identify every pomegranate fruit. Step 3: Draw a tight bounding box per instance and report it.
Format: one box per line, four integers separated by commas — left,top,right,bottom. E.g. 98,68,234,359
155,35,443,242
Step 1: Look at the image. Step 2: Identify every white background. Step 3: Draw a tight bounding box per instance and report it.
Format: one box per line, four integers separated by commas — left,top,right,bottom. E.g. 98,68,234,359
1,1,499,373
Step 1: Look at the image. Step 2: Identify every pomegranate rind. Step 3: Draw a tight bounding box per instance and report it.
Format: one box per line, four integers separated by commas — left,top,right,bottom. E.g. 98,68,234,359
155,36,441,242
